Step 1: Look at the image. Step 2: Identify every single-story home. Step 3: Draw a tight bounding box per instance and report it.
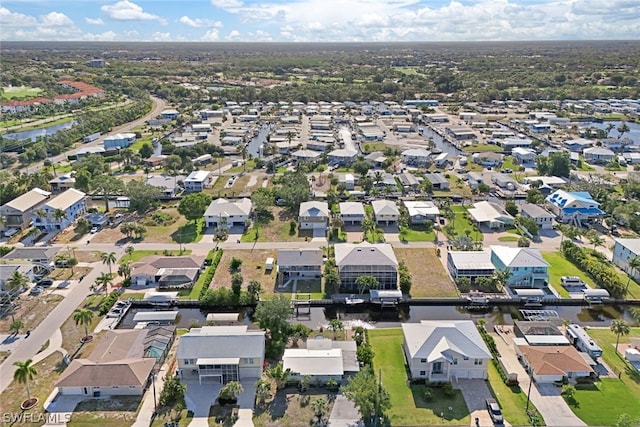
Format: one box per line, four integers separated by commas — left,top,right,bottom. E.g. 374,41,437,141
424,173,449,190
468,201,514,229
283,338,359,383
582,147,615,164
131,255,205,288
403,201,440,224
515,343,594,383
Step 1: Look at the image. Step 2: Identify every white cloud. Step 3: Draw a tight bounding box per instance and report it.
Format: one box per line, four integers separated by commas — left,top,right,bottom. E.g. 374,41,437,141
85,17,105,25
0,7,37,27
0,7,82,40
179,15,223,28
83,31,118,41
41,11,74,27
101,0,166,24
151,32,172,41
201,29,220,41
225,30,242,40
211,0,243,9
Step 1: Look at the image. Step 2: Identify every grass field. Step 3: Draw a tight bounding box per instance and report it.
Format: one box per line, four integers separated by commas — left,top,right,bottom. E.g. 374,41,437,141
2,85,43,100
462,144,504,153
541,251,590,298
124,249,192,263
449,206,483,241
400,225,436,242
570,327,640,426
369,329,470,426
211,249,277,292
394,248,459,298
486,362,539,426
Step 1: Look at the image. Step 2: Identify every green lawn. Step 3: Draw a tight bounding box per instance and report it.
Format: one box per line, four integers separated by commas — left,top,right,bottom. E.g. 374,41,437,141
450,206,483,241
462,144,503,153
498,236,519,242
2,85,43,100
124,249,192,263
569,327,640,425
369,329,470,426
486,362,543,426
501,156,520,172
400,225,436,242
542,251,593,298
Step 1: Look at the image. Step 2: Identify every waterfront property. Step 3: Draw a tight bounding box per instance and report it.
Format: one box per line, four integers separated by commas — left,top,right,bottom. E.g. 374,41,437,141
277,248,323,278
282,338,359,383
334,242,398,291
515,344,594,384
447,249,495,281
612,238,640,279
490,246,549,288
403,200,440,225
130,255,205,288
32,188,86,232
468,201,514,229
546,190,603,226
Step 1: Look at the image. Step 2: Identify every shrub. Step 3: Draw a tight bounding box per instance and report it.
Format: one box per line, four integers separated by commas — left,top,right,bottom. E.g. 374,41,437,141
423,388,433,401
198,250,223,300
230,257,242,271
98,291,121,315
442,382,455,397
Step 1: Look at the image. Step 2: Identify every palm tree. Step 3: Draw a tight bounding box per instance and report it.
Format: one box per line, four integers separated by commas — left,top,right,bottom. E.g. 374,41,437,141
125,245,135,259
311,398,329,425
355,275,380,295
617,122,630,139
13,359,37,405
362,217,376,242
118,261,131,280
6,270,28,294
53,209,67,224
329,319,344,339
73,308,94,341
626,255,640,295
95,272,113,296
266,362,291,390
254,379,271,406
610,319,630,353
10,320,24,335
101,251,117,276
492,268,512,292
218,381,244,402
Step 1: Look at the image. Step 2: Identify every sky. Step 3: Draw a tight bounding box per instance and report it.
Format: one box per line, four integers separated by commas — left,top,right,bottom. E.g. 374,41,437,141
1,0,639,42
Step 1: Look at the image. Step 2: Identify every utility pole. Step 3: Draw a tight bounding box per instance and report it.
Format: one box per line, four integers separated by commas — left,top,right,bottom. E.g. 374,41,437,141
152,372,157,415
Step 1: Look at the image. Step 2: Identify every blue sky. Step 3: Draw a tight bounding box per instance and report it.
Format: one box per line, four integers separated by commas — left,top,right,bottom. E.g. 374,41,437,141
1,0,639,42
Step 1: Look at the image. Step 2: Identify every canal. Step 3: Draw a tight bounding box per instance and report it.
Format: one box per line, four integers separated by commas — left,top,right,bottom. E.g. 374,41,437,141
3,120,76,142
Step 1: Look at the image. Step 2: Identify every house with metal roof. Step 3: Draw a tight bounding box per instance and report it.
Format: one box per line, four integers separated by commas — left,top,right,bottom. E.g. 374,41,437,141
334,243,398,291
277,249,323,278
425,173,449,190
204,198,252,229
0,188,51,232
282,338,359,383
177,325,265,384
403,201,440,224
612,238,640,279
371,200,399,226
490,246,549,288
184,170,213,192
401,148,432,166
583,147,615,164
468,201,514,229
545,190,603,225
339,202,365,225
520,203,554,230
298,201,329,230
32,188,86,232
447,249,494,280
49,172,76,192
402,320,492,381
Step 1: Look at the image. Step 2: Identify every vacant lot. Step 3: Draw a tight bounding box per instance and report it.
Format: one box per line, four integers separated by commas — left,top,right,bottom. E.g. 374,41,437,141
73,251,102,263
394,248,459,298
0,294,63,333
542,251,592,297
253,388,336,427
69,396,141,426
2,85,43,100
242,207,306,243
369,329,470,426
211,249,277,292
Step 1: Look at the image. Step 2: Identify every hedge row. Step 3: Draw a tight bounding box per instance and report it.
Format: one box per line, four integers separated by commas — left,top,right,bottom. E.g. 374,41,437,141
198,249,223,300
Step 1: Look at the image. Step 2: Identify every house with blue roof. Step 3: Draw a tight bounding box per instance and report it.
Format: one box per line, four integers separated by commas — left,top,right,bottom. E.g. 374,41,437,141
545,190,603,226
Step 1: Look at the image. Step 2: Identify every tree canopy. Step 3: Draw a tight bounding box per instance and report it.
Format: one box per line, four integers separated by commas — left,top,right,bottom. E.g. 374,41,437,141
178,193,211,222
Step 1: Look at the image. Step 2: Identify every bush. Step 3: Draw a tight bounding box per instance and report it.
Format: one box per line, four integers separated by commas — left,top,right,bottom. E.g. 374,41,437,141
198,250,223,300
442,382,455,397
423,388,433,401
98,291,121,315
229,257,242,271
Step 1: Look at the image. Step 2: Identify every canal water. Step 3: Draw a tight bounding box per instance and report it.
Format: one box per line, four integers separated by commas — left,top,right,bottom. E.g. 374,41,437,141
246,123,270,158
418,126,461,156
580,120,640,144
3,120,76,142
118,303,635,330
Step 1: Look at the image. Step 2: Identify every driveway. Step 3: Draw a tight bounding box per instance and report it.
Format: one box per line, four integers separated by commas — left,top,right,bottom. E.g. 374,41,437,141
455,379,508,427
328,393,361,427
184,378,222,426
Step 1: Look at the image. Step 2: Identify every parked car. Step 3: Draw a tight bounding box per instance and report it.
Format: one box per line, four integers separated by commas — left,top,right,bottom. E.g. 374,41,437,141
90,226,99,234
29,286,44,296
36,278,54,288
485,398,504,424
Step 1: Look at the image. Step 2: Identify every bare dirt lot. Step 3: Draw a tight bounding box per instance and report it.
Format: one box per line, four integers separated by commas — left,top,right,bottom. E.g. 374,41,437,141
0,294,64,333
212,249,277,291
394,248,459,298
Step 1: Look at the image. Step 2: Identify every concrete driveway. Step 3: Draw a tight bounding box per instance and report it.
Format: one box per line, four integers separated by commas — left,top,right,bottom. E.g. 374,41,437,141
455,379,508,427
184,378,221,426
328,393,361,427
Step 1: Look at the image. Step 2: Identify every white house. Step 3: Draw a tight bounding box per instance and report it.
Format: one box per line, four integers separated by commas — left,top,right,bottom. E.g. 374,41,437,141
283,338,359,383
612,238,640,279
402,320,492,381
512,147,537,164
104,133,136,150
403,201,440,224
298,201,329,230
277,248,323,278
339,202,365,225
401,148,432,166
371,200,400,226
183,171,213,192
447,250,495,280
468,201,514,229
32,188,86,232
177,326,265,384
583,147,615,164
520,203,554,230
0,188,51,232
204,198,252,229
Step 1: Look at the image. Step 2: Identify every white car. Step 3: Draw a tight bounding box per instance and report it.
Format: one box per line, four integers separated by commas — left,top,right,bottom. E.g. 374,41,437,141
90,227,98,234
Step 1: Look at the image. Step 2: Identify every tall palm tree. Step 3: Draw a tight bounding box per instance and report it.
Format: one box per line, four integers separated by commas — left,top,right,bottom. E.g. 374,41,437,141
101,251,117,276
362,217,376,242
6,270,28,294
125,245,135,259
610,319,630,353
492,268,512,292
53,209,67,224
626,255,640,295
13,359,37,404
95,272,113,296
118,261,131,280
73,308,94,340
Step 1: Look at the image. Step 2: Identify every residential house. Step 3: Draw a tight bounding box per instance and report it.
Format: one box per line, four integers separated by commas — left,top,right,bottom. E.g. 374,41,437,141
401,148,432,166
160,110,179,120
492,174,518,191
104,133,136,150
612,238,640,279
466,172,485,189
403,201,440,224
298,201,329,230
402,320,492,381
49,173,76,192
283,338,359,383
334,243,398,291
339,202,365,225
520,203,554,230
583,147,615,164
55,329,156,396
292,149,322,163
327,149,358,165
447,250,495,281
522,176,567,189
204,198,252,229
2,247,59,267
397,173,420,191
602,137,634,152
545,190,603,225
184,171,213,192
446,126,476,141
468,201,514,229
513,321,569,345
364,151,387,168
340,173,356,191
515,344,594,384
130,255,205,287
176,325,265,384
490,246,549,288
0,188,51,232
563,138,593,152
512,147,537,164
425,173,449,190
277,249,323,278
472,152,504,167
32,188,86,232
145,175,184,199
0,264,37,293
371,200,399,226
497,138,533,153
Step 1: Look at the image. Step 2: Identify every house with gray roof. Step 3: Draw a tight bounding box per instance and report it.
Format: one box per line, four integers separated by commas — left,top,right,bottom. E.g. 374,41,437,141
447,250,495,280
583,147,615,164
401,148,432,166
299,201,329,230
282,338,359,383
339,202,365,225
49,172,76,192
402,320,492,381
131,255,205,288
277,249,323,278
520,203,554,230
2,247,59,266
490,246,549,288
204,198,252,229
144,175,185,199
32,188,86,232
334,243,398,291
425,173,449,190
177,325,265,384
371,200,400,226
0,188,51,232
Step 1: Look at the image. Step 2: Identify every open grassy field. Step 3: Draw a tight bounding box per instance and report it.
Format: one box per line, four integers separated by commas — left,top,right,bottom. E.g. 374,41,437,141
122,249,191,263
211,249,277,292
462,143,503,153
400,225,436,242
241,207,305,243
369,328,470,426
449,206,483,241
542,251,591,298
486,362,541,426
2,85,43,100
394,248,459,297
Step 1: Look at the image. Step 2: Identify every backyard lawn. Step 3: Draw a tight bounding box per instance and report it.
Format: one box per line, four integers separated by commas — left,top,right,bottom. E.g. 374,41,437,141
542,251,593,298
369,329,470,426
394,248,459,298
450,206,483,241
400,225,436,242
